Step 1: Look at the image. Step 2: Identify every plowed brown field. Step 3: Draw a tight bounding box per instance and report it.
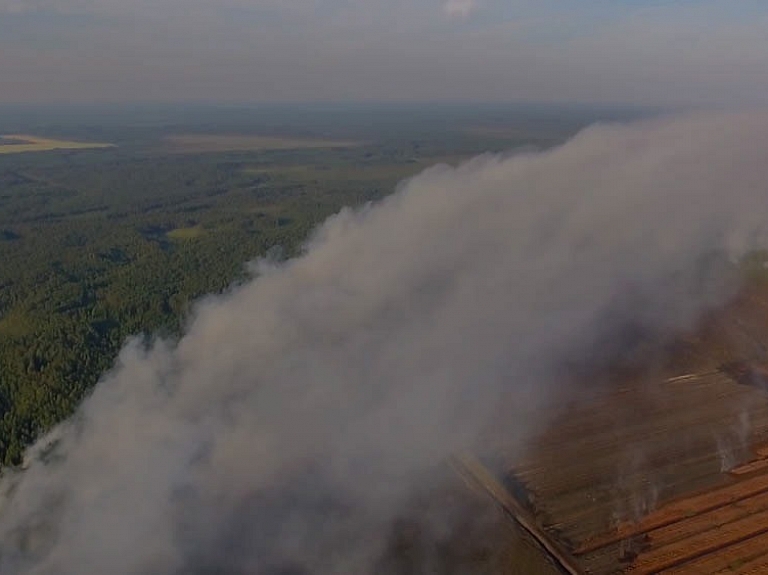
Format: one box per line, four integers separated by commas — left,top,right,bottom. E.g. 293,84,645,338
459,284,768,574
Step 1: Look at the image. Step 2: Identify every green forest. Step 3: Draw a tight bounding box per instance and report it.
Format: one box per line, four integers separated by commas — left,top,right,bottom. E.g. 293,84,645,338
0,104,589,465
0,155,397,463
0,121,537,465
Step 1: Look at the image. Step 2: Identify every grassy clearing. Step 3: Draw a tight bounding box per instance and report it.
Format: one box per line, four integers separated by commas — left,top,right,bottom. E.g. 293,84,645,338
166,226,205,240
165,134,360,153
0,135,114,155
0,310,34,338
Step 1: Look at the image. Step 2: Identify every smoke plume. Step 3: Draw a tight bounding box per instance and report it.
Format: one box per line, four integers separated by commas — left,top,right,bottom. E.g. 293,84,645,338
2,112,768,574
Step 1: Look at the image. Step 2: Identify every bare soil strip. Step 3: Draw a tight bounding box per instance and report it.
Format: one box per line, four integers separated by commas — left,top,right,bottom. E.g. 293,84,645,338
663,531,768,574
576,473,768,555
630,507,768,574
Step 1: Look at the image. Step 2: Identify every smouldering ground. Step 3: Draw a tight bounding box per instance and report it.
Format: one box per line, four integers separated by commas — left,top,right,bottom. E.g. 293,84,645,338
495,281,768,574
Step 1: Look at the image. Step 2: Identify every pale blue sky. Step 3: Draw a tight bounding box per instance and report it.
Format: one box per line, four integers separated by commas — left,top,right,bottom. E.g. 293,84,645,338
1,0,767,106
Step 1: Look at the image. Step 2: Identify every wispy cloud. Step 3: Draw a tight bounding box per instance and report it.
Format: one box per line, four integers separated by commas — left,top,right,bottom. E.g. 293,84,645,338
443,0,477,20
1,2,768,114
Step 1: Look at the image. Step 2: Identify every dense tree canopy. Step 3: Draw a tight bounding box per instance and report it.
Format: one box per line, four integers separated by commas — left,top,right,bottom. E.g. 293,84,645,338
0,144,432,464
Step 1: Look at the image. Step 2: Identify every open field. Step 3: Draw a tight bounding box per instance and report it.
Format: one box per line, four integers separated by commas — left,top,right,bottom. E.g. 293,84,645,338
0,135,114,154
165,134,361,153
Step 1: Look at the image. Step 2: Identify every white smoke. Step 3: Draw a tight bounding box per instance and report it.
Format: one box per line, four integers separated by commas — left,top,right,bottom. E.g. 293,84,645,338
2,112,768,574
442,0,477,20
714,410,753,472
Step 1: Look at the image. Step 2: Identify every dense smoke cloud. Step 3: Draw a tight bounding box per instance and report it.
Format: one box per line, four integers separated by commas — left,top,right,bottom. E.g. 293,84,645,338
2,113,768,574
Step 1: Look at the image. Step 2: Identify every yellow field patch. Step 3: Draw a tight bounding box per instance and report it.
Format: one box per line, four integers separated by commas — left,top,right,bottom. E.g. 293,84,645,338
166,226,205,240
0,310,34,338
0,135,114,154
165,134,360,153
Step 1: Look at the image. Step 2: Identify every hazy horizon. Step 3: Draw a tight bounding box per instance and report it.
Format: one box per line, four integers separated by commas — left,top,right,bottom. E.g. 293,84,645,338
2,0,768,108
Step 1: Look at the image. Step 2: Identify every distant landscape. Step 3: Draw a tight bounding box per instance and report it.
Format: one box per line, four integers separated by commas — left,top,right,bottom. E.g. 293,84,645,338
0,135,114,155
0,103,621,465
